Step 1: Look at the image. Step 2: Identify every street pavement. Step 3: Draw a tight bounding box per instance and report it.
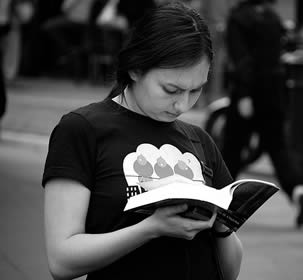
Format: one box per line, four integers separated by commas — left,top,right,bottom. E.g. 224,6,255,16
1,78,302,280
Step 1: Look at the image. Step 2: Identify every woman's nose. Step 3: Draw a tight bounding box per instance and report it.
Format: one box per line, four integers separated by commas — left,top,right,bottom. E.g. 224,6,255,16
173,92,191,113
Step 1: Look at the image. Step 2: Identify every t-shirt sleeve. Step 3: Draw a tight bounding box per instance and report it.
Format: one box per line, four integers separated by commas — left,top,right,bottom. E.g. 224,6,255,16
42,112,96,189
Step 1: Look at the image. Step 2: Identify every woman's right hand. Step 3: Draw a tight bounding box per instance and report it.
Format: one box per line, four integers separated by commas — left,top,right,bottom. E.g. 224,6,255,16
142,204,217,240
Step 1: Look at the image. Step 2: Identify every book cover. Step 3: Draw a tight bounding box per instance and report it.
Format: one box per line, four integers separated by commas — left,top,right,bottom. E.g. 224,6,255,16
123,175,279,232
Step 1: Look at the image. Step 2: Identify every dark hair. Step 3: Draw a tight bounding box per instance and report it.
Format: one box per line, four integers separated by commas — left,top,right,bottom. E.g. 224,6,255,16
107,1,213,99
245,0,276,4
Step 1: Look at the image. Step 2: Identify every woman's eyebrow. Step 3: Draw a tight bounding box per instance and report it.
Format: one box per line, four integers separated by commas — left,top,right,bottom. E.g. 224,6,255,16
165,81,207,91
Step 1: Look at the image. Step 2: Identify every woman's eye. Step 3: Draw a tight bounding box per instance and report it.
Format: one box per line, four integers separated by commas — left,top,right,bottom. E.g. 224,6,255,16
189,88,203,95
164,88,178,94
193,88,203,94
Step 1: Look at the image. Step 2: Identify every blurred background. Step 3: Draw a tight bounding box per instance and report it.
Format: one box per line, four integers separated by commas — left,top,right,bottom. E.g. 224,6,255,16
0,0,302,279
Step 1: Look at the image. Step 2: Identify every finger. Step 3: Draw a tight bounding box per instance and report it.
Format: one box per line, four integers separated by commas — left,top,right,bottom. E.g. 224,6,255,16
160,203,188,216
188,211,217,230
208,211,217,227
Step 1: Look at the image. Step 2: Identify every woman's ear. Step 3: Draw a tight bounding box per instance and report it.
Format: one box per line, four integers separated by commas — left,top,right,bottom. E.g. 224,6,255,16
128,70,142,82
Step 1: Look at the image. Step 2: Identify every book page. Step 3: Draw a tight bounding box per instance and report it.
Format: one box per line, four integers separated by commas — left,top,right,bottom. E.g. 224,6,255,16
124,179,233,211
222,178,277,197
216,179,279,231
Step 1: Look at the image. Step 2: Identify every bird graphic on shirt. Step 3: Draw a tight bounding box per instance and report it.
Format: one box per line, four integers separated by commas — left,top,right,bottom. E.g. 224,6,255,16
174,160,194,180
154,156,174,178
133,154,154,178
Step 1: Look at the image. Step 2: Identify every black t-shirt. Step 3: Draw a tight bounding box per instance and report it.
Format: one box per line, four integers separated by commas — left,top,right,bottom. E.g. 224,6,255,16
42,99,232,280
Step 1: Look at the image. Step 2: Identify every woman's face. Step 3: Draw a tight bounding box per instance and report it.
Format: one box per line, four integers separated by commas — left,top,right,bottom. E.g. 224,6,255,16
127,57,210,122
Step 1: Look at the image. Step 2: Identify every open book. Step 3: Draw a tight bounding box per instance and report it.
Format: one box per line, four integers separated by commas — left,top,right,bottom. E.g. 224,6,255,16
124,175,279,231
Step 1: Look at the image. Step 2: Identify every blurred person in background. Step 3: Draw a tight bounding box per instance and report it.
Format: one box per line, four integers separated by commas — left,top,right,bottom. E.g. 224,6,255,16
87,0,156,82
89,0,156,31
18,0,63,76
295,0,303,34
221,0,303,227
1,0,35,80
0,0,11,134
42,0,96,76
198,0,231,104
118,0,156,27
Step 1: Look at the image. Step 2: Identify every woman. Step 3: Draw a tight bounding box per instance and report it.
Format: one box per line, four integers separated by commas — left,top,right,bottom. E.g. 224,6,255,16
42,2,243,280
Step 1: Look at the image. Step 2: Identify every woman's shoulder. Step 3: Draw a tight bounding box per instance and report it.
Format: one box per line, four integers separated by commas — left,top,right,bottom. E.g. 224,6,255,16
57,99,117,127
52,100,110,133
72,99,113,118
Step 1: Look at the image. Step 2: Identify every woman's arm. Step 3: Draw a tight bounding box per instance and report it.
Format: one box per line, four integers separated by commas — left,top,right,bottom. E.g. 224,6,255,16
213,224,243,280
44,178,156,279
44,178,216,280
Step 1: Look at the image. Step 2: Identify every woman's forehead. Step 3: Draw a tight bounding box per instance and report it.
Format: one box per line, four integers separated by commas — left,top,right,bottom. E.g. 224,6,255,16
149,59,210,87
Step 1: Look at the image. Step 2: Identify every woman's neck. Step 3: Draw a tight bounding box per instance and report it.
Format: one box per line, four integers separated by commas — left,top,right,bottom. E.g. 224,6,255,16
112,87,140,114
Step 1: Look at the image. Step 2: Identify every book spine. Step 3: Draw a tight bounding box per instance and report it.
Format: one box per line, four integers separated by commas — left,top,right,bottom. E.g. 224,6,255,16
216,209,247,232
